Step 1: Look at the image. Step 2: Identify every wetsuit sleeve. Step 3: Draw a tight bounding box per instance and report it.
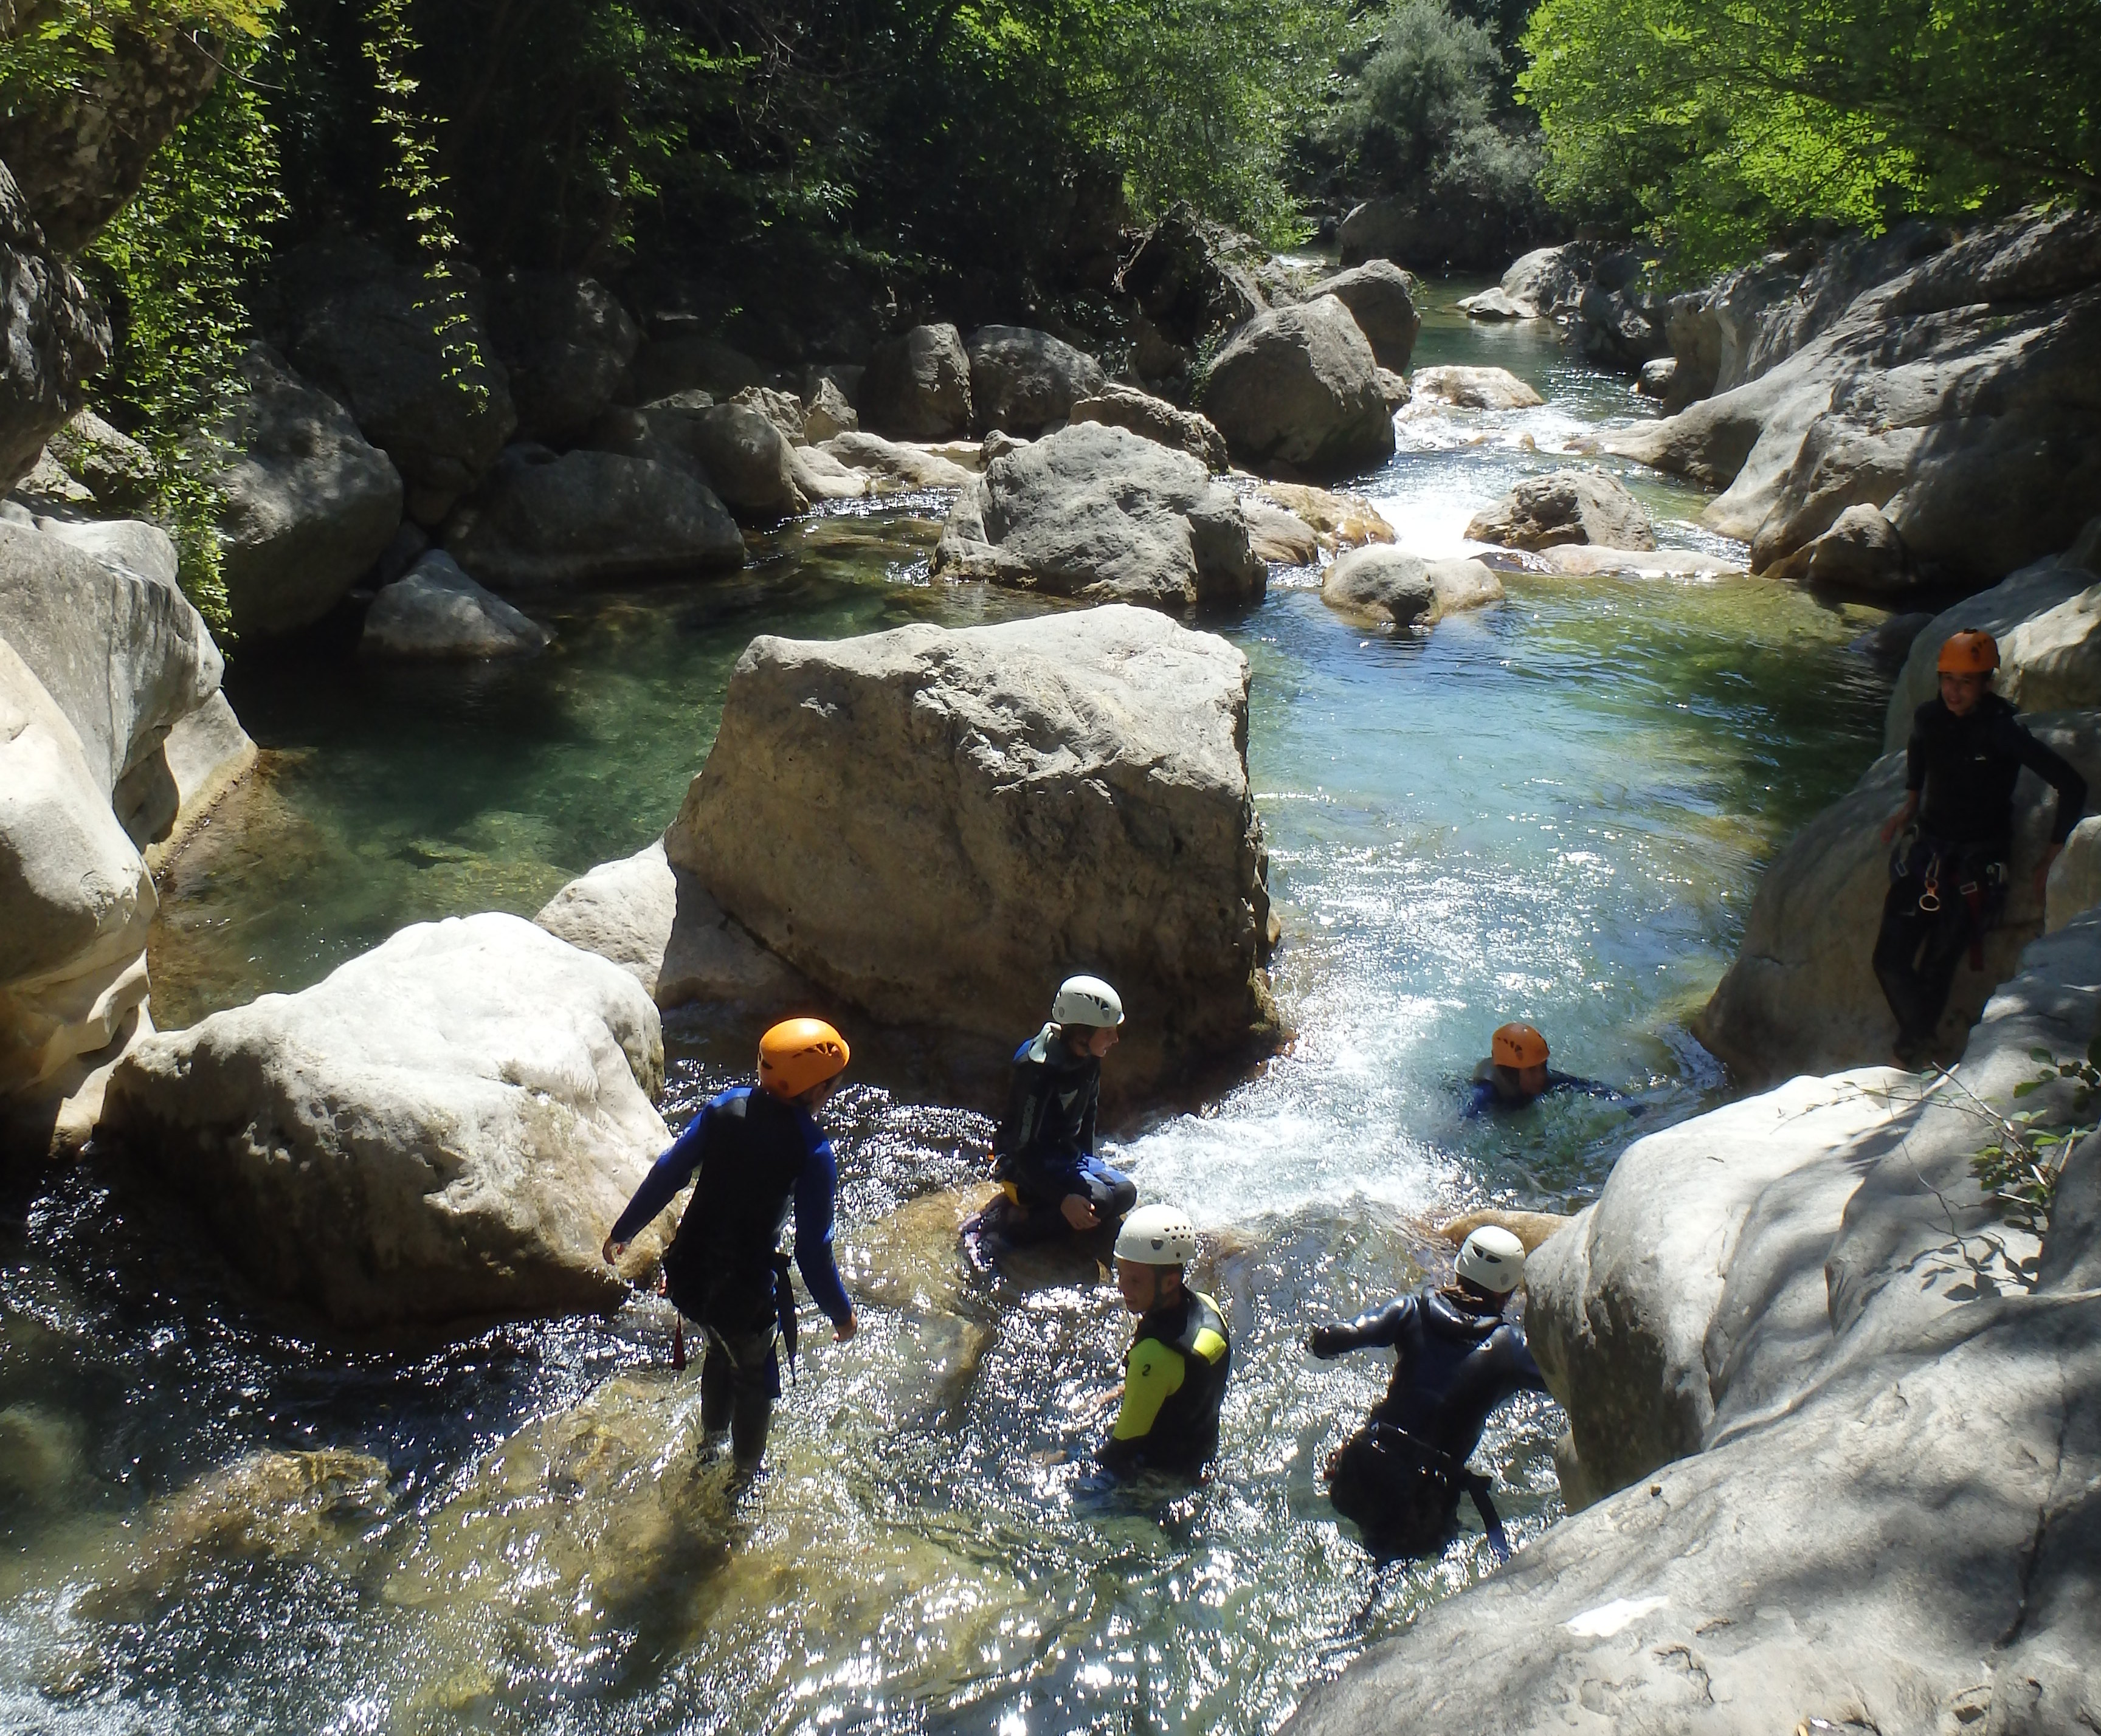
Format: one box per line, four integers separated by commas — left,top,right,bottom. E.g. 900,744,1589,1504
1460,1080,1495,1120
2005,718,2088,843
1501,1326,1550,1396
1547,1072,1623,1102
991,1059,1035,1162
1101,1335,1184,1467
793,1136,854,1327
1310,1296,1412,1357
609,1110,709,1244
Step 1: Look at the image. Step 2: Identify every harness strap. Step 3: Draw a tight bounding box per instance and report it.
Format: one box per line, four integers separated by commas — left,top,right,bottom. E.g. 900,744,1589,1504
1463,1472,1512,1563
1961,879,1988,970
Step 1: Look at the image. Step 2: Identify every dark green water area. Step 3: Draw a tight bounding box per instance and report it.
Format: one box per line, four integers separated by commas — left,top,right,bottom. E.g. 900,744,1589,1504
1,288,1896,1733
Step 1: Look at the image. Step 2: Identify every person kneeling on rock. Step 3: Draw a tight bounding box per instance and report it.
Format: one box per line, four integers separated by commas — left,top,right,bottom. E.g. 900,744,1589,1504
1308,1226,1545,1561
964,975,1139,1260
1876,629,2086,1068
601,1017,858,1475
1097,1205,1232,1478
1463,1022,1634,1118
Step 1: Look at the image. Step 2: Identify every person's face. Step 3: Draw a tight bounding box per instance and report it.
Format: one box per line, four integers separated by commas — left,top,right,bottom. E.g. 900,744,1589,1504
800,1075,841,1112
1067,1023,1120,1058
1116,1258,1160,1314
1516,1061,1550,1097
1941,670,1989,716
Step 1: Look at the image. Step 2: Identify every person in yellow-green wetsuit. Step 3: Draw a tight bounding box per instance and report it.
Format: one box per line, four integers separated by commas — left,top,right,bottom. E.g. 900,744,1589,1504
1097,1204,1231,1477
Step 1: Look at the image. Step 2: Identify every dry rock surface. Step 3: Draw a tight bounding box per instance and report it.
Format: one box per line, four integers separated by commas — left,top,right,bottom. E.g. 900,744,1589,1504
1200,295,1396,476
1321,545,1502,629
965,326,1105,436
1464,468,1657,551
0,160,111,492
361,552,552,659
666,605,1277,1096
1313,262,1421,371
931,421,1265,611
1410,366,1544,411
1069,382,1229,471
860,323,973,439
100,912,673,1329
1289,912,2101,1736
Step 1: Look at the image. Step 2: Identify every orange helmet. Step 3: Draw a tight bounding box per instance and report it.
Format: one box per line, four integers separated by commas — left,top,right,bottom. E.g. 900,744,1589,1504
1937,630,1999,675
1492,1022,1550,1069
757,1018,850,1099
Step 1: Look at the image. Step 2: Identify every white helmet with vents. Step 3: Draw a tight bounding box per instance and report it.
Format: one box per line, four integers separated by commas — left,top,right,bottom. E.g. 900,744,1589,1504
1114,1204,1198,1267
1053,974,1125,1029
1456,1225,1526,1295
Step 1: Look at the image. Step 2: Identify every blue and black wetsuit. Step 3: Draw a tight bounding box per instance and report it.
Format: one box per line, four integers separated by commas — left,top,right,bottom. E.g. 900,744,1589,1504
609,1085,852,1468
985,1024,1137,1245
1310,1286,1551,1557
1462,1064,1630,1120
1875,693,2086,1053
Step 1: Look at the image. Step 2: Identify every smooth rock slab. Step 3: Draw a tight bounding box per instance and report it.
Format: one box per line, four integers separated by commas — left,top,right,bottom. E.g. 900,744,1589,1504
816,432,975,492
1464,468,1657,551
99,912,672,1329
361,552,552,659
931,421,1265,611
665,605,1277,1097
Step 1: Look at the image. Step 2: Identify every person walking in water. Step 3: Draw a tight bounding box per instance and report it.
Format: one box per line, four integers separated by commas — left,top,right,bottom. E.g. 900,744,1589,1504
964,975,1139,1260
1463,1022,1633,1118
1876,629,2086,1067
1097,1205,1232,1477
1308,1225,1547,1560
601,1017,857,1475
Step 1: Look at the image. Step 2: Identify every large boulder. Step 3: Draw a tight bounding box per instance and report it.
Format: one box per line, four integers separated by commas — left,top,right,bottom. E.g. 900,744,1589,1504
275,237,517,524
485,272,640,446
1068,382,1229,471
1463,468,1657,551
1880,523,2101,751
1114,205,1267,362
1250,482,1396,553
1696,712,2101,1083
533,838,807,1009
98,913,672,1329
1314,262,1421,372
1290,914,2101,1735
1603,208,2101,590
443,446,744,588
0,161,111,493
664,605,1278,1097
593,397,809,522
45,407,154,515
859,323,973,439
361,551,552,660
815,431,975,493
1320,546,1502,629
931,422,1264,611
1200,296,1396,477
1410,365,1544,411
211,348,405,639
965,326,1105,436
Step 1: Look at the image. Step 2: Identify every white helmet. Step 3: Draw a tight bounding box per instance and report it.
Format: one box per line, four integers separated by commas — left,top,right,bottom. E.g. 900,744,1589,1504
1455,1225,1526,1295
1114,1203,1198,1266
1053,974,1125,1030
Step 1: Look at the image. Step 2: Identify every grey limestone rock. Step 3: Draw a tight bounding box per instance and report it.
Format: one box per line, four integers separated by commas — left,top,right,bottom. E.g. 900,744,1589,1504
1068,382,1229,470
486,271,639,446
1410,365,1544,410
1201,295,1396,476
859,323,973,439
1464,467,1657,551
361,551,552,659
1315,261,1421,371
1322,544,1502,629
965,325,1105,436
664,604,1278,1097
931,421,1265,611
0,162,110,494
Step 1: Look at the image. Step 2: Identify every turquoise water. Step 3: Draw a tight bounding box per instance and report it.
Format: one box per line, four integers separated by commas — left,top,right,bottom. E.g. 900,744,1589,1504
3,286,1896,1734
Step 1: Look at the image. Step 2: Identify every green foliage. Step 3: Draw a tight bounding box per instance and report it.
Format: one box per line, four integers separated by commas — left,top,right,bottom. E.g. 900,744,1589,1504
83,40,285,636
1970,1041,2101,1233
0,0,274,106
1520,0,2100,270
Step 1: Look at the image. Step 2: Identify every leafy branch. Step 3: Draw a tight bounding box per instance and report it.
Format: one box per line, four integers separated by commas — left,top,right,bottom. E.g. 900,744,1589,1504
1971,1042,2100,1234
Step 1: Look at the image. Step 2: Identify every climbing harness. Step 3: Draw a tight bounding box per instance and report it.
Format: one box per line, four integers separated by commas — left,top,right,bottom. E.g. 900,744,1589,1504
1327,1422,1513,1563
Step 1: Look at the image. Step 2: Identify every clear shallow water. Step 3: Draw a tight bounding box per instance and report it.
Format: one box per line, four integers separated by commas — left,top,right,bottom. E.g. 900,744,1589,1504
5,289,1896,1734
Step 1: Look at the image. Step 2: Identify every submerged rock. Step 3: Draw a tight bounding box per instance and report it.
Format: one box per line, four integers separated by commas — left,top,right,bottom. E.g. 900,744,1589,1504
1288,914,2101,1735
931,421,1265,610
361,551,553,659
1464,468,1657,551
1602,208,2101,590
1068,382,1230,471
666,605,1278,1098
1696,713,2101,1083
965,325,1105,436
1410,366,1544,411
444,446,745,587
212,346,405,638
100,912,674,1329
1201,296,1396,476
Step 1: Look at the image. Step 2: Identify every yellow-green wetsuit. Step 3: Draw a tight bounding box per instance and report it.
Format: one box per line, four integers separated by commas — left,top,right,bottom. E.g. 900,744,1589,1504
1100,1289,1230,1476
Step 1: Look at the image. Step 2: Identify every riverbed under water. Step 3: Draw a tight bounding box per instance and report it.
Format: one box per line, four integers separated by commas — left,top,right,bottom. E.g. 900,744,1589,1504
1,288,1897,1734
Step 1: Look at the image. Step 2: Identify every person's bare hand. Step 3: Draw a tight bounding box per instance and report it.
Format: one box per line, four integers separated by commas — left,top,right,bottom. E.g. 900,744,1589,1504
602,1236,627,1267
1060,1194,1100,1231
834,1312,858,1343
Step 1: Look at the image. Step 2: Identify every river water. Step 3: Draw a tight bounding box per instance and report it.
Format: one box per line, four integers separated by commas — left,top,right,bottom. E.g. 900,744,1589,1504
1,291,1894,1733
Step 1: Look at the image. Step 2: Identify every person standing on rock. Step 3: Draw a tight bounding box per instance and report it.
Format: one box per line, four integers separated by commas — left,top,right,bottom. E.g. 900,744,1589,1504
1462,1022,1635,1118
1097,1205,1232,1478
1307,1225,1547,1560
601,1017,858,1475
1876,629,2086,1067
964,975,1139,1261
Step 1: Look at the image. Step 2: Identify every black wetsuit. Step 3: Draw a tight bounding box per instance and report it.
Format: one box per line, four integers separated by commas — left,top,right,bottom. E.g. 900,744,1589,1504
1462,1066,1630,1120
1310,1286,1550,1557
1874,695,2085,1052
609,1086,852,1469
982,1025,1137,1245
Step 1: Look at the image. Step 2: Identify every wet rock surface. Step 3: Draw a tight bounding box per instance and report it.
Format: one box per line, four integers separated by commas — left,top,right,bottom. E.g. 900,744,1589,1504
666,604,1277,1097
100,912,674,1329
931,421,1265,610
1322,546,1502,629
